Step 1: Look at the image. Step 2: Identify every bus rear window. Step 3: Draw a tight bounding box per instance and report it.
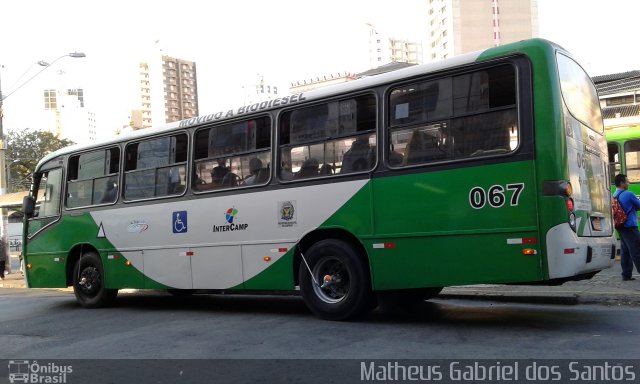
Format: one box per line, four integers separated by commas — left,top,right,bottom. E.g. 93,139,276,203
557,53,604,134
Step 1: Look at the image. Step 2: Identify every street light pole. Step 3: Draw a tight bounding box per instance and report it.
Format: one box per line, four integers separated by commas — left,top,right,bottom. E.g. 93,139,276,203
0,52,86,275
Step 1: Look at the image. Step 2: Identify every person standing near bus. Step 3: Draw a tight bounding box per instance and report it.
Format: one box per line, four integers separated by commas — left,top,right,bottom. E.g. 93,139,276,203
0,239,6,280
613,174,640,281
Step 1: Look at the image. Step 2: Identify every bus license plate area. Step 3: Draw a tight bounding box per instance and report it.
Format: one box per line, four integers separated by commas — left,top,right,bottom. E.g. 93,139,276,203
587,245,612,263
590,216,602,231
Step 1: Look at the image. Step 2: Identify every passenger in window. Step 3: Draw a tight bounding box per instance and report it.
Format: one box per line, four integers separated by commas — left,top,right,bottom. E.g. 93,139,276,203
222,172,240,188
168,167,183,194
280,161,294,180
211,159,229,186
244,158,263,185
101,181,118,203
341,136,372,173
404,130,446,164
296,159,319,179
319,164,334,175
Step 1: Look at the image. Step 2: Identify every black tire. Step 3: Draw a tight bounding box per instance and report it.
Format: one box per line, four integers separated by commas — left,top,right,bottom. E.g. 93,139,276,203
73,252,117,308
299,239,373,321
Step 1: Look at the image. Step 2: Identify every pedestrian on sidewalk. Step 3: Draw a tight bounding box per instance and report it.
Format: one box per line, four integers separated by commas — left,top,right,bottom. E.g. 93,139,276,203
0,239,5,280
613,173,640,281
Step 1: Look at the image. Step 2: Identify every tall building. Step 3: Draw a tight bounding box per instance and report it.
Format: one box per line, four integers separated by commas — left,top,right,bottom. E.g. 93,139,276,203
41,78,96,145
367,24,423,69
426,0,538,61
241,74,280,105
132,55,199,130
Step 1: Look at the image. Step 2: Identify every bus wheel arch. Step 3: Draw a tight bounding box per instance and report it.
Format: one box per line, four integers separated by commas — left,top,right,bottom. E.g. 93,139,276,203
294,228,372,287
69,246,117,308
295,229,375,320
66,244,100,286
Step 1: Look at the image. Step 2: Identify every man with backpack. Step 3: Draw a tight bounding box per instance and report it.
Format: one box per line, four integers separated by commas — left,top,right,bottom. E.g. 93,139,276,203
613,174,640,281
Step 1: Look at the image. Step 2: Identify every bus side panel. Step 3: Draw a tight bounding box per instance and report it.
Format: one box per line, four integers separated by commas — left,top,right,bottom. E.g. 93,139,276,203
366,232,540,288
369,160,541,290
239,248,295,290
25,213,150,289
24,253,68,288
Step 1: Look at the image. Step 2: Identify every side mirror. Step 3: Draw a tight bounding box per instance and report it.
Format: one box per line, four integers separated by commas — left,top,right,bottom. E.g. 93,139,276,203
22,196,36,218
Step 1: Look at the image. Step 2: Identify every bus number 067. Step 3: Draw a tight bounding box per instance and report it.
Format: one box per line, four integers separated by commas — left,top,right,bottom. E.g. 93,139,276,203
469,183,525,209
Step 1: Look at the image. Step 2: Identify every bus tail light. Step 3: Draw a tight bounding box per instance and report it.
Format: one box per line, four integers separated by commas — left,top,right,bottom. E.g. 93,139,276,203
564,182,573,197
564,182,576,232
567,196,576,230
26,263,33,270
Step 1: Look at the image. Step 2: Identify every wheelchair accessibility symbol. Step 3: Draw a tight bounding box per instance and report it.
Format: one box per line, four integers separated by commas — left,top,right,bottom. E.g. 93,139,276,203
173,211,188,233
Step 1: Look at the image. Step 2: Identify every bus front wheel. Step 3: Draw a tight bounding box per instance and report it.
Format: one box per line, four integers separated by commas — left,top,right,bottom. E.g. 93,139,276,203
72,252,117,308
298,239,373,321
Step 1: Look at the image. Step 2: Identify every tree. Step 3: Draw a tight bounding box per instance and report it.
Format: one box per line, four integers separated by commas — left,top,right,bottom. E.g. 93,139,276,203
6,128,75,192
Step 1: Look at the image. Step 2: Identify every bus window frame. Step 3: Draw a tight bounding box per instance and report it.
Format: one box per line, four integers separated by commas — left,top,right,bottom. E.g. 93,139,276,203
191,115,273,194
65,146,121,210
607,141,621,184
623,139,640,184
122,131,190,203
26,166,65,239
384,60,522,169
276,91,379,183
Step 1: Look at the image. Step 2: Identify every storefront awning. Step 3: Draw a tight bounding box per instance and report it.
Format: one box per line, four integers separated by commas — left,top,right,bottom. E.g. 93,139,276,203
0,191,29,209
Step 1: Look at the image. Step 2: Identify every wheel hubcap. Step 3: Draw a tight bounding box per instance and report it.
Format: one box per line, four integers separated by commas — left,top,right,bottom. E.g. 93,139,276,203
78,266,101,296
312,257,350,304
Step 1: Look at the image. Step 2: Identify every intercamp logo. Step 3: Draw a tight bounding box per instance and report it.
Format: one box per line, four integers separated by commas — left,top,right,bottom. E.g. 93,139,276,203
7,360,73,383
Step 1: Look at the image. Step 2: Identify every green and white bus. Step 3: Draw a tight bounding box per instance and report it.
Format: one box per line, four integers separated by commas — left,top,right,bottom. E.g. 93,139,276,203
22,39,615,320
607,125,640,193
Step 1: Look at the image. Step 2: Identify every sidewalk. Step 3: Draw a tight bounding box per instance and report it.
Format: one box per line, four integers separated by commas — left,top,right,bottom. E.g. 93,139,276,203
440,259,640,306
1,254,25,289
2,259,640,306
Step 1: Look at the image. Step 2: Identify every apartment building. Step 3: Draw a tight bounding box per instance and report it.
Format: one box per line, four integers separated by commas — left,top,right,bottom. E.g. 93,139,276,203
133,55,199,130
426,0,538,61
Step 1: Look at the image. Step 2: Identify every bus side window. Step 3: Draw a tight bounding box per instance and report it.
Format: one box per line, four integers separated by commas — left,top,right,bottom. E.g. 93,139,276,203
124,134,187,200
193,117,271,191
608,142,620,184
279,94,377,180
67,147,120,208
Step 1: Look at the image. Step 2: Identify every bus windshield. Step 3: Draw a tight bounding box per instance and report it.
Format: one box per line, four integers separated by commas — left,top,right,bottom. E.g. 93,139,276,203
557,53,604,134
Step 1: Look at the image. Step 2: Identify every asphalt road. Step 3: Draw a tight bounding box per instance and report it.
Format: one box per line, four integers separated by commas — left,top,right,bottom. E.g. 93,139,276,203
1,288,638,360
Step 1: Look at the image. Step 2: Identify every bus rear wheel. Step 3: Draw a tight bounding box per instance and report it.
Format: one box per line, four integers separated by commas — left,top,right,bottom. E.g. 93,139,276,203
299,239,373,321
73,252,117,308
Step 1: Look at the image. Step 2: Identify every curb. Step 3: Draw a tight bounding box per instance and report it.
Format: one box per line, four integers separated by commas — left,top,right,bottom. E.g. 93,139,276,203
437,293,579,305
0,283,25,289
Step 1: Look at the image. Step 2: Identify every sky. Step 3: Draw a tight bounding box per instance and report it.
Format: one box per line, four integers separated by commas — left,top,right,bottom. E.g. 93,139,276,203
1,0,639,137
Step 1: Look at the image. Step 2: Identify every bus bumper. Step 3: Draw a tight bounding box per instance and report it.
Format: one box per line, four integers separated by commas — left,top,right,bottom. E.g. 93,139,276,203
546,223,616,279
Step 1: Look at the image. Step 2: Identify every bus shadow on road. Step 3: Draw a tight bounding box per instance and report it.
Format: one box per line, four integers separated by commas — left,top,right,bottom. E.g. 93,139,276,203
103,291,312,317
367,298,600,329
52,290,602,328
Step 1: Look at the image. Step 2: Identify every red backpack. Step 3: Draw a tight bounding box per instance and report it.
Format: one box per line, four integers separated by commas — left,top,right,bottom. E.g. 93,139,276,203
613,192,628,229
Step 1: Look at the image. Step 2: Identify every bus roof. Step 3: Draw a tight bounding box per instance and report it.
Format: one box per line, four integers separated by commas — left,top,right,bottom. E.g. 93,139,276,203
36,38,562,170
605,125,640,142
